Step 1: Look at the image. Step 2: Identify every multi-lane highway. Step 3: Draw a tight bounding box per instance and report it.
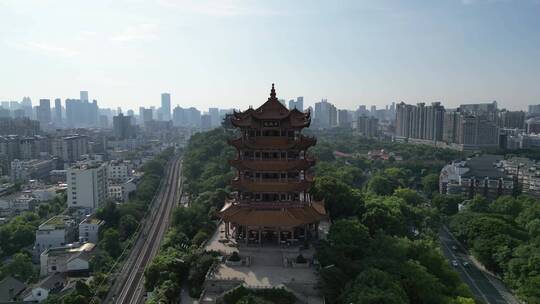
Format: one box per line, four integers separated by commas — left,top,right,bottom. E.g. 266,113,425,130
105,156,183,304
439,226,519,304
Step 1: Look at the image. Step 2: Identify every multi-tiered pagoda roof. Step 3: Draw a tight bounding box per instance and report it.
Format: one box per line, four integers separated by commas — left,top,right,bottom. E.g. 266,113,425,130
219,84,326,232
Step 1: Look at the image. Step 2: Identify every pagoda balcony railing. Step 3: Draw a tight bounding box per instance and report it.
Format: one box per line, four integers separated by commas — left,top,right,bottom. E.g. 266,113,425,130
231,178,312,192
229,158,315,171
228,135,316,150
234,200,308,209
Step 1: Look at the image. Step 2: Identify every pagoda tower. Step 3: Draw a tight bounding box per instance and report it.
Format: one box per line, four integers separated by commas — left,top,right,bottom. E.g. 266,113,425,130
219,84,326,245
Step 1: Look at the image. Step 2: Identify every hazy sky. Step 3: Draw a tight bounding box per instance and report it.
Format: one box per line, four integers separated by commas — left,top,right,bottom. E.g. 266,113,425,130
1,0,539,111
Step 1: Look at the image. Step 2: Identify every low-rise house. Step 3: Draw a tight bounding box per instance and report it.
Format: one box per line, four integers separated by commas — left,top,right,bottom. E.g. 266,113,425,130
0,276,26,303
440,155,514,199
78,215,104,243
39,243,95,277
21,273,67,303
34,215,77,256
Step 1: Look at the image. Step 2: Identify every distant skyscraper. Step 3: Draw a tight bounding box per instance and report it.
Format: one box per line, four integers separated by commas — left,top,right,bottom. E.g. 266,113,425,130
161,93,171,121
142,108,153,124
314,99,337,128
80,91,89,102
338,110,351,128
54,98,62,126
288,97,304,111
296,97,304,111
207,108,218,127
113,113,134,139
201,114,212,130
37,99,51,125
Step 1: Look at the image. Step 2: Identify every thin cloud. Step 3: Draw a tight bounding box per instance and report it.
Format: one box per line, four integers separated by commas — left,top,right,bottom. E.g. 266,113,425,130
5,40,78,57
111,23,159,42
155,0,282,17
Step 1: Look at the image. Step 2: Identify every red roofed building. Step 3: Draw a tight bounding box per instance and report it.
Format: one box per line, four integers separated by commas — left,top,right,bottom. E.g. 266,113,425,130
219,84,326,245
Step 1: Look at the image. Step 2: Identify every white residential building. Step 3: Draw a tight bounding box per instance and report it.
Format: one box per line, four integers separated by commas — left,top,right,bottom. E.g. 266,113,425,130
34,215,77,255
107,178,137,202
78,215,104,243
107,160,133,183
39,243,95,277
67,162,107,210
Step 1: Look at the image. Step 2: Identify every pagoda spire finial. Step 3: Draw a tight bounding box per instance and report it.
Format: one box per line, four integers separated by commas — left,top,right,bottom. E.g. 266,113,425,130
270,83,276,99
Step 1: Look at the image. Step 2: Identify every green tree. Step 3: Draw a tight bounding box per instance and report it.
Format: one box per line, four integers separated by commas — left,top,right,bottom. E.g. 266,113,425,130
119,214,138,240
101,228,122,258
342,268,409,304
5,252,34,282
361,196,406,236
311,176,363,219
327,219,370,259
421,173,440,196
368,175,397,196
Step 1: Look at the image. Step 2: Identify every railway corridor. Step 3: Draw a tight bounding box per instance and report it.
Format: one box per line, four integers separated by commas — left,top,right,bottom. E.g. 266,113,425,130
111,157,182,304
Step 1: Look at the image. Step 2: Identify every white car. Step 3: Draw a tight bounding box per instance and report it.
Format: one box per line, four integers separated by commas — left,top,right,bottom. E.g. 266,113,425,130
452,260,459,267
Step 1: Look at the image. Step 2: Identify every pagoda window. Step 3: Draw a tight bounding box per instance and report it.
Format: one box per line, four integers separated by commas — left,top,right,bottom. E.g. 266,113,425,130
255,152,261,159
288,130,294,138
255,193,261,201
272,152,278,159
280,173,286,180
280,152,286,159
280,194,286,201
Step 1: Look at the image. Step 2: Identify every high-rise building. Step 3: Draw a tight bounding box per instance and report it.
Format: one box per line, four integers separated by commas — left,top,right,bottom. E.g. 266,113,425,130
80,91,89,102
54,98,62,126
161,93,171,121
288,97,304,111
52,135,88,163
187,107,201,127
21,97,33,118
395,102,444,141
314,99,337,128
209,108,219,127
67,162,107,210
338,110,351,128
113,113,134,139
499,110,525,129
356,115,379,137
201,114,212,130
141,108,153,124
65,97,99,128
528,104,540,117
37,99,52,125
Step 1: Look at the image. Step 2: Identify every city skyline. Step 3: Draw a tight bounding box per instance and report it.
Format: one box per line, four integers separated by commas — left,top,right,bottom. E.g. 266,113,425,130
1,0,540,110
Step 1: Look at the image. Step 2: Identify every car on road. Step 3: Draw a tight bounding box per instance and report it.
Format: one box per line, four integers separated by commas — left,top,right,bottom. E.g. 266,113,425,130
452,260,459,267
462,261,470,268
451,245,458,251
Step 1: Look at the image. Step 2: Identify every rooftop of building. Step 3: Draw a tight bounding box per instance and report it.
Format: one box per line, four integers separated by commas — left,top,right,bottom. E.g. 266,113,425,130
43,242,95,256
39,215,75,230
459,155,508,178
0,276,26,302
79,215,103,225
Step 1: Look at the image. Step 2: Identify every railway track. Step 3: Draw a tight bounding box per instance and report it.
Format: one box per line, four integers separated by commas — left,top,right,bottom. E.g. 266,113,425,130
112,156,182,304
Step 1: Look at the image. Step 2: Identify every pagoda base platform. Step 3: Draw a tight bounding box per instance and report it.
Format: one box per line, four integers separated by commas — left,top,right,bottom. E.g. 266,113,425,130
201,221,324,304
